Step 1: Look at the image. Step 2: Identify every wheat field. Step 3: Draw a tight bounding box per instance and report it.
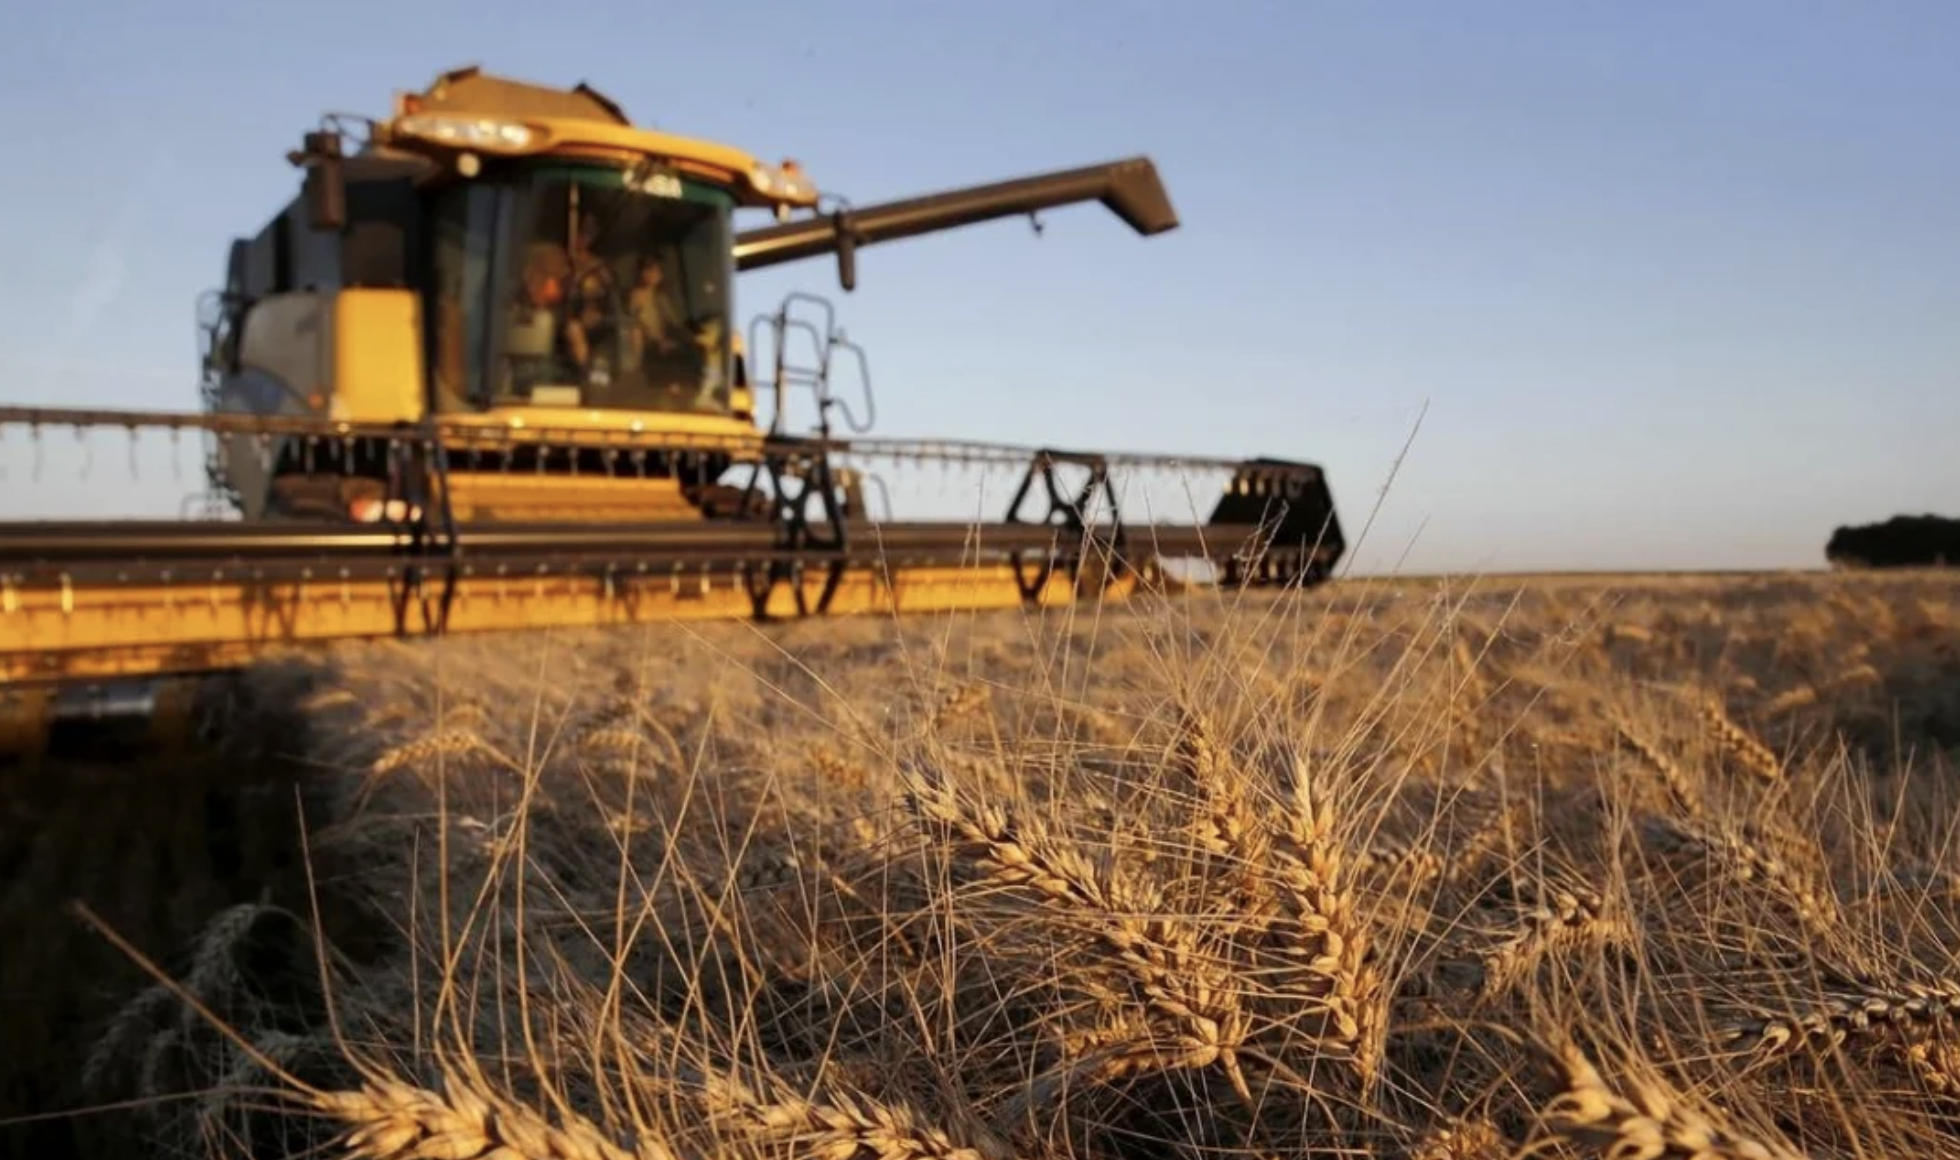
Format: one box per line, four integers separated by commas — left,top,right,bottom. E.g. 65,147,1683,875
21,568,1960,1160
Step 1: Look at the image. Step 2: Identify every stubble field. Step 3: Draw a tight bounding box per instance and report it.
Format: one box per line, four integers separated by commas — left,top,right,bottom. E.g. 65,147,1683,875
14,568,1960,1160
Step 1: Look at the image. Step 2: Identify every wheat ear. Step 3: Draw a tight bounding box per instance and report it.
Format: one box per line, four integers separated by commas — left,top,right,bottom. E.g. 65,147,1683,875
902,768,1256,1104
1540,1039,1802,1160
312,1062,677,1160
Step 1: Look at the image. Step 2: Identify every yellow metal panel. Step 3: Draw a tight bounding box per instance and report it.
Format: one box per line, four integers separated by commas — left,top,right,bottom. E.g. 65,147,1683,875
330,290,428,425
440,474,704,522
0,564,1138,684
445,405,763,442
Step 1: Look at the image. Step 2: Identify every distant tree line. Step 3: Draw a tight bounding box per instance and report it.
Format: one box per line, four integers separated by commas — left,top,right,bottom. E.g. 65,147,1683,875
1826,514,1960,569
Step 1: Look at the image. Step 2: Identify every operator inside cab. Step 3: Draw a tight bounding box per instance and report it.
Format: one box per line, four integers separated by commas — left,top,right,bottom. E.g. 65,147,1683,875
509,210,702,405
630,255,688,366
437,167,733,417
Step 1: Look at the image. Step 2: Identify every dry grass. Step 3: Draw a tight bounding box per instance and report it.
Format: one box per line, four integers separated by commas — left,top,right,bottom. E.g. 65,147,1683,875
43,567,1960,1159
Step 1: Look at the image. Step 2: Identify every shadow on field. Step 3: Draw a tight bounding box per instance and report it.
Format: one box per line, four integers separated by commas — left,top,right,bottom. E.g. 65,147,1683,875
0,663,378,1160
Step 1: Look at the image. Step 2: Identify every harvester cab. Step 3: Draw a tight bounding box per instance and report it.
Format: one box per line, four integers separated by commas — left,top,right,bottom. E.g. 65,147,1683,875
203,66,793,523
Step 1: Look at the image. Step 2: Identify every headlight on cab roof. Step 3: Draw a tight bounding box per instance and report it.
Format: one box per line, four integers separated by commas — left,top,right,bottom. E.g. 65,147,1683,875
748,159,817,205
393,113,540,153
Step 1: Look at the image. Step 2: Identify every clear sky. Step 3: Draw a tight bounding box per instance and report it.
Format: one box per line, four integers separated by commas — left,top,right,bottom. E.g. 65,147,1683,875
2,1,1956,574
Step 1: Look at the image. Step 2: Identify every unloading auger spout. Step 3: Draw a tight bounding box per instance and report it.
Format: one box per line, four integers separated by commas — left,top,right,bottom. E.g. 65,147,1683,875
733,157,1179,289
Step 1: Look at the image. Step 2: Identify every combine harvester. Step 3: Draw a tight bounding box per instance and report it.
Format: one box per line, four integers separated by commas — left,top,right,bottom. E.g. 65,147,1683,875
0,67,1343,751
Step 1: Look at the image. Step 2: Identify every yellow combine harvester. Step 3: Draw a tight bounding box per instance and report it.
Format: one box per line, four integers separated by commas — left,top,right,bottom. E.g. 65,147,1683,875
0,66,1343,749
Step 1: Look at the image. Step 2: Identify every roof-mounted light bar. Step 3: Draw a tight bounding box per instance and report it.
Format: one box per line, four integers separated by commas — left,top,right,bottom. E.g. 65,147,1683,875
391,113,544,154
381,112,821,211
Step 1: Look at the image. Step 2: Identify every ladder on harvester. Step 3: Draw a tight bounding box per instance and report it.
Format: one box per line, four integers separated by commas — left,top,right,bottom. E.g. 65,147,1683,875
745,291,889,519
748,291,876,441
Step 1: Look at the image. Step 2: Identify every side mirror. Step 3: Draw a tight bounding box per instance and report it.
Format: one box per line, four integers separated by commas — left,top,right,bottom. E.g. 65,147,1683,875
294,130,347,233
833,210,857,293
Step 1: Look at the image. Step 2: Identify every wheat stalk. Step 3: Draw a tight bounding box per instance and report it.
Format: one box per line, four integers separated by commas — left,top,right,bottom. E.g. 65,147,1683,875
1613,714,1704,817
371,729,490,775
312,1065,675,1160
1642,815,1857,965
1256,756,1385,1084
1539,1039,1805,1160
1714,977,1960,1066
1471,880,1627,1002
1169,707,1278,919
932,683,992,731
679,1062,1011,1160
1407,1116,1507,1160
1698,697,1783,784
902,767,1257,1104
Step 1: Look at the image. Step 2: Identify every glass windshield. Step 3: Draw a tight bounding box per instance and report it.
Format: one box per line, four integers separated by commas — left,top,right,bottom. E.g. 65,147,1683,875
431,164,735,415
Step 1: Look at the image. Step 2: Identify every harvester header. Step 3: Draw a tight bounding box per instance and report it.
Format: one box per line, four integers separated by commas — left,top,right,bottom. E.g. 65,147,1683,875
0,65,1343,749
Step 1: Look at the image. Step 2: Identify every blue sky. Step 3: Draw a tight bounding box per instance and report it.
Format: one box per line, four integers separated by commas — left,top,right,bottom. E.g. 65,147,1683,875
2,1,1956,573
